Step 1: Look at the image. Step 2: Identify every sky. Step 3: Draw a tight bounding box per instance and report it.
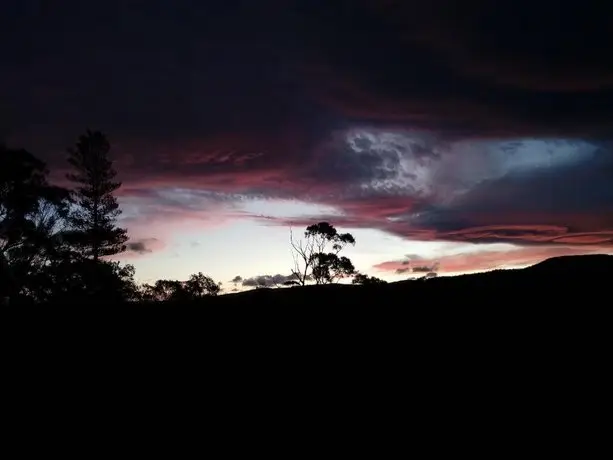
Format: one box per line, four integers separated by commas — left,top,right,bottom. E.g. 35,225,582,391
2,0,613,288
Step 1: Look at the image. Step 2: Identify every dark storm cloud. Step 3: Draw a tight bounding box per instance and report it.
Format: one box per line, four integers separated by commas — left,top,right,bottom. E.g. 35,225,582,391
403,151,613,245
259,139,613,248
2,0,613,261
4,1,613,154
295,129,442,193
1,0,325,176
301,1,613,136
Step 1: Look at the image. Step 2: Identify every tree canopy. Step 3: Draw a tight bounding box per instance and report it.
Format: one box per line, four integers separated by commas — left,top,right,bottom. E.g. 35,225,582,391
1,132,223,305
290,221,357,285
66,130,127,260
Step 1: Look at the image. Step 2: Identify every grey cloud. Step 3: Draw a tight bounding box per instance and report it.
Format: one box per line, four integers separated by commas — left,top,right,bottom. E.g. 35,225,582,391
299,129,442,195
379,146,613,244
242,273,297,288
395,255,426,270
118,187,248,226
298,134,603,207
126,238,159,254
412,266,432,273
253,137,613,246
146,188,243,210
413,262,440,273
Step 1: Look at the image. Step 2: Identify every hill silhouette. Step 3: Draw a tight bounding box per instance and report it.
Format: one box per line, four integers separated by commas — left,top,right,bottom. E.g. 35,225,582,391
196,254,613,308
12,254,610,311
526,254,612,273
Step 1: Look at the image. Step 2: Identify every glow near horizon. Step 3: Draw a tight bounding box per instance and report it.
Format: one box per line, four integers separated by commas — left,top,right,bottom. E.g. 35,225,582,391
123,196,519,285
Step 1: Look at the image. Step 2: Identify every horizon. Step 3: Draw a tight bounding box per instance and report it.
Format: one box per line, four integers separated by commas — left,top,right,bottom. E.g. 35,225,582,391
2,1,613,292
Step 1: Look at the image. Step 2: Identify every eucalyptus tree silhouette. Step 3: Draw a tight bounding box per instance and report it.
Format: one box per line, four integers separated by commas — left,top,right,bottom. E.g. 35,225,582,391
289,222,356,285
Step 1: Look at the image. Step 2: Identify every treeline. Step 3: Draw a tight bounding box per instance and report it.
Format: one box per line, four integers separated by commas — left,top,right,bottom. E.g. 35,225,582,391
1,130,384,305
0,130,222,305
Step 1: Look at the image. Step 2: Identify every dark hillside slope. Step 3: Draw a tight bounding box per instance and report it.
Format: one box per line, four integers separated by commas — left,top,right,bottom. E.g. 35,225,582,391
17,254,611,310
12,255,610,352
212,254,612,308
528,254,612,273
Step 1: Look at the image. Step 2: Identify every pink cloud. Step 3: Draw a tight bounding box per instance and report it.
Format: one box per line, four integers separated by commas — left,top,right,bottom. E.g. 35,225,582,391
374,245,612,275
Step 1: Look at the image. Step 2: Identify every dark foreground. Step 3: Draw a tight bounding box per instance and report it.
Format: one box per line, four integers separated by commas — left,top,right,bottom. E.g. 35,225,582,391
14,254,613,310
8,255,611,366
7,256,609,433
15,254,612,312
212,254,612,307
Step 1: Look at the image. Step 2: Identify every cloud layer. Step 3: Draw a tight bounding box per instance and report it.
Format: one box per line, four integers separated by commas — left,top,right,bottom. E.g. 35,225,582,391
2,1,612,274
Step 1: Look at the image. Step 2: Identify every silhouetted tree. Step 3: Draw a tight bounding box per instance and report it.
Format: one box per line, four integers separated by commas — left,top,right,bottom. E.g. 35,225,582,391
1,145,72,302
141,273,221,302
2,146,50,251
352,273,387,285
66,130,127,261
290,222,356,285
7,192,75,302
40,259,139,303
141,280,185,302
312,253,355,284
185,272,221,297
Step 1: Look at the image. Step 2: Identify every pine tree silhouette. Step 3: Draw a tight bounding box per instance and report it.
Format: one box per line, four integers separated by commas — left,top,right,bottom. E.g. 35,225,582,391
66,130,127,261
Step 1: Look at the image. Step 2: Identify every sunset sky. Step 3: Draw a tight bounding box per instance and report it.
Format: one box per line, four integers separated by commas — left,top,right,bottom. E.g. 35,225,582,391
2,0,612,288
